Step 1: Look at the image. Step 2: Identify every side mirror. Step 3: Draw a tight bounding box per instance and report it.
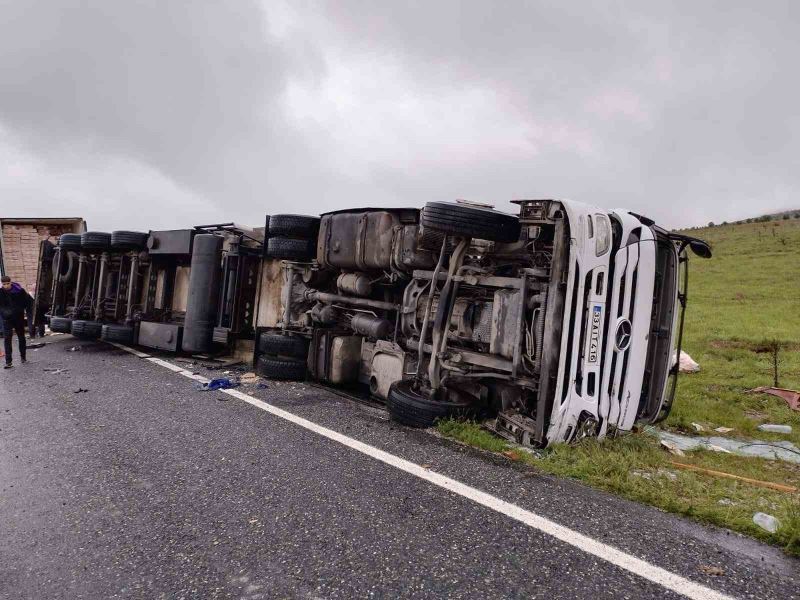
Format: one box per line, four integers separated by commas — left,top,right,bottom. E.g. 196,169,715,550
689,240,712,259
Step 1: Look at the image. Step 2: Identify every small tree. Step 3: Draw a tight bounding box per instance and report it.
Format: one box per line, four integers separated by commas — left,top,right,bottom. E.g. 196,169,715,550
707,221,715,228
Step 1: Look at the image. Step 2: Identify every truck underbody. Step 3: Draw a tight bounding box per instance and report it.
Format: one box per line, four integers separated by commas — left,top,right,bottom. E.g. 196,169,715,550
37,200,710,447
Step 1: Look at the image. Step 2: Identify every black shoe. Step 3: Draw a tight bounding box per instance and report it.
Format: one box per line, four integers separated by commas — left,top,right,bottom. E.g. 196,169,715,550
21,358,27,364
3,364,11,369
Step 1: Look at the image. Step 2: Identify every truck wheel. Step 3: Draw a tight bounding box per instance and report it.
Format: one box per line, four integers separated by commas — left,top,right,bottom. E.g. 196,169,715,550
265,237,316,261
52,250,77,283
268,215,320,239
258,331,308,359
421,202,521,243
59,233,82,251
387,380,473,428
256,356,306,380
111,230,148,250
71,320,102,339
80,231,112,251
101,324,134,343
49,316,73,333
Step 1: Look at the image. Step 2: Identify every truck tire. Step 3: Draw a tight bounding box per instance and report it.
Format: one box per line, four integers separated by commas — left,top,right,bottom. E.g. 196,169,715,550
101,324,134,344
387,380,473,428
255,356,306,380
268,214,320,239
111,230,148,250
49,316,73,333
71,319,103,339
265,236,316,261
59,233,82,251
421,202,521,243
80,231,112,250
258,331,308,359
52,250,77,283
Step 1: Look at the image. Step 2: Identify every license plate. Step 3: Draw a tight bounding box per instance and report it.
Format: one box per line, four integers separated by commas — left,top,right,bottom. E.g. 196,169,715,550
588,305,602,363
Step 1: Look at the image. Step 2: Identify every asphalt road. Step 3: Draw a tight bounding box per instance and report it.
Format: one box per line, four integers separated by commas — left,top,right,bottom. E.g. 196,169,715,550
0,335,797,599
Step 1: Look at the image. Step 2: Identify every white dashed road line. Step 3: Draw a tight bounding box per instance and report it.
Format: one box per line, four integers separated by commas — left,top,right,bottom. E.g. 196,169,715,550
112,342,735,600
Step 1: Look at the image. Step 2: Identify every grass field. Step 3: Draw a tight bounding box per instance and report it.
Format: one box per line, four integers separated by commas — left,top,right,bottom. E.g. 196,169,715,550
438,217,800,556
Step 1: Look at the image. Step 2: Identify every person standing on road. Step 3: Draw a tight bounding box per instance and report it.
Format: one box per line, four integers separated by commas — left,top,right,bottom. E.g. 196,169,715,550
0,275,33,369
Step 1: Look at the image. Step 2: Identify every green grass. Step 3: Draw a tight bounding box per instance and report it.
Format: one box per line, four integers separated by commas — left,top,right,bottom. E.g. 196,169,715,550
668,218,800,446
436,218,800,556
438,420,800,556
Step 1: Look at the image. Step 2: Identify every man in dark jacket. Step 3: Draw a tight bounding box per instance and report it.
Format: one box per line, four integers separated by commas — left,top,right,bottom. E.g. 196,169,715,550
0,276,33,368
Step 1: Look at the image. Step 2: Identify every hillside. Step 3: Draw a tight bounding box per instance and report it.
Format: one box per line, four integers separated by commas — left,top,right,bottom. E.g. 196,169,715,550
674,217,800,438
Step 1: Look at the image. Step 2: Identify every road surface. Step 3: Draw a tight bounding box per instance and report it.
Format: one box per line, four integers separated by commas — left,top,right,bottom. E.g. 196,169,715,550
0,335,797,599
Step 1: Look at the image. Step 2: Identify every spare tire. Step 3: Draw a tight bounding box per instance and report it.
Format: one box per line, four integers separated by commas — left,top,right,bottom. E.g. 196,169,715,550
265,236,316,261
387,380,474,428
81,231,112,250
101,324,134,344
59,233,82,251
421,202,521,243
111,230,148,250
255,356,306,381
268,215,320,239
258,331,308,359
49,316,73,333
71,319,103,339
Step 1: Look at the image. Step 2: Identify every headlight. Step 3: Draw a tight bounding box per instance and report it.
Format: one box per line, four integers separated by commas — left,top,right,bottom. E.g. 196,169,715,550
594,214,611,256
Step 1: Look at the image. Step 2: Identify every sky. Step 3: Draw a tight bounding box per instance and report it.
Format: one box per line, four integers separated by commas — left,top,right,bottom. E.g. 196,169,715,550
0,0,798,231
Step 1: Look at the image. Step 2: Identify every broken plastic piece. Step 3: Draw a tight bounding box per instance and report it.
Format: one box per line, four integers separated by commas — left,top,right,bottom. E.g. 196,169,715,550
660,439,685,456
752,512,780,533
749,386,800,411
757,424,792,434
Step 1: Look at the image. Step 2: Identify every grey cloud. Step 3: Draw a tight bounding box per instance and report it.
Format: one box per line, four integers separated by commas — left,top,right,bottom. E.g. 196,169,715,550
0,1,798,230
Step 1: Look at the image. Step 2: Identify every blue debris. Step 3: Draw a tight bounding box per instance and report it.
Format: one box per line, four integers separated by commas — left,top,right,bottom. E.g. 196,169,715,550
199,377,239,391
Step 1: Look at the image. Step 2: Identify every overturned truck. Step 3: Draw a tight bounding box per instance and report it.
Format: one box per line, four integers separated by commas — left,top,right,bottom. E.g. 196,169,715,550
39,199,710,447
256,199,711,447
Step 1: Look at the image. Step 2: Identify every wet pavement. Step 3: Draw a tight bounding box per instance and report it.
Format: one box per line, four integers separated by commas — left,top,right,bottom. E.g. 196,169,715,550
0,335,797,599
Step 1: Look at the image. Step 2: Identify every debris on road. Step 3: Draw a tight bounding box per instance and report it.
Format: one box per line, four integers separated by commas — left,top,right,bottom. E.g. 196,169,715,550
698,565,726,577
713,427,734,434
752,512,781,533
199,378,239,391
757,424,792,434
73,388,88,394
68,346,81,352
43,368,69,375
239,372,260,384
749,386,800,411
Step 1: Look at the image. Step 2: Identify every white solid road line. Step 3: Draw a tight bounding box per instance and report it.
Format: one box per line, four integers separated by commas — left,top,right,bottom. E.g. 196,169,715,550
112,343,735,600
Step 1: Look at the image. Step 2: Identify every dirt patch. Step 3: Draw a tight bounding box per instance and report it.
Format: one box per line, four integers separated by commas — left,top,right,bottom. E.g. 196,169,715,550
709,339,800,352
